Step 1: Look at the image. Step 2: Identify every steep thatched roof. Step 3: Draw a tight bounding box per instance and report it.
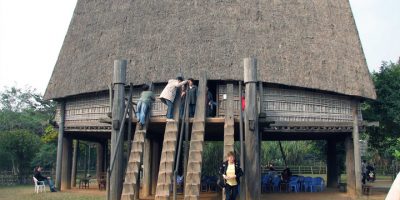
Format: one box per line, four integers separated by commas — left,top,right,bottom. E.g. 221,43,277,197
44,0,376,100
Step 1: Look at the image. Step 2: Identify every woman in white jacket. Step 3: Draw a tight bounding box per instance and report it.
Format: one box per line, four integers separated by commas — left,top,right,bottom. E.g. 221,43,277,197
159,77,187,120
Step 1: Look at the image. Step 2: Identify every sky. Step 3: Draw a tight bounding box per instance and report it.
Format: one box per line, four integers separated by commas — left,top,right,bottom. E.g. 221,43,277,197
0,0,399,95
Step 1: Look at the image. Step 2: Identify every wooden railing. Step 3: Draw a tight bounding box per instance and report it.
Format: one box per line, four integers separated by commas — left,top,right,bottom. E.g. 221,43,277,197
261,165,327,175
0,171,55,185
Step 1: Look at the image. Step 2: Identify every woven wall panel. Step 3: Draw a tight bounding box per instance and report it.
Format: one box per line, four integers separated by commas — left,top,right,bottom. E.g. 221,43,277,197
218,85,362,122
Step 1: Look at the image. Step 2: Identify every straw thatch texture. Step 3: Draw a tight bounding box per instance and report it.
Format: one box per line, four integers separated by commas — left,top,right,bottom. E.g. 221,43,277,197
44,0,376,100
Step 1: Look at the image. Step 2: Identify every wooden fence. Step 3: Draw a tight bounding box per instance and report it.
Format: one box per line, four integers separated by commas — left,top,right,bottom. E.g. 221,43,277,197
0,170,54,186
261,165,396,176
1,165,396,185
261,165,327,175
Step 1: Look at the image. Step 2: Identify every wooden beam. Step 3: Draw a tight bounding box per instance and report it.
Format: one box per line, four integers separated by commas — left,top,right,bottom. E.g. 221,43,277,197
142,137,152,197
96,142,105,180
71,140,79,187
326,139,338,188
270,121,354,127
55,101,65,189
345,134,356,197
239,81,245,200
151,140,160,195
243,58,260,200
352,101,362,196
61,136,72,190
110,60,126,200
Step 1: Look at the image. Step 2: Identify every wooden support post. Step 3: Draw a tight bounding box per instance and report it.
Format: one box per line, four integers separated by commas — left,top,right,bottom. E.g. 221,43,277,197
151,140,160,195
243,58,260,200
142,137,152,197
327,139,338,188
55,101,65,190
71,140,79,187
239,81,245,200
352,101,362,196
257,82,263,170
345,135,356,197
61,136,72,190
110,60,126,200
104,141,108,174
97,142,105,179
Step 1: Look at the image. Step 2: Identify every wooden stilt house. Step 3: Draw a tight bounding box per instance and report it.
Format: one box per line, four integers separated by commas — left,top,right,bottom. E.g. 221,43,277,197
44,0,376,199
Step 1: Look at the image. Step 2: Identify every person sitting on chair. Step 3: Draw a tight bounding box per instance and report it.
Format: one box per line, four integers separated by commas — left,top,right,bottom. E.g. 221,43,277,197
281,167,292,183
34,166,56,192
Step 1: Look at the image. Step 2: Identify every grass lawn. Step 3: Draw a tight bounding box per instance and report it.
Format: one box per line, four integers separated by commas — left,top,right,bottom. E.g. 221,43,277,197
0,185,105,200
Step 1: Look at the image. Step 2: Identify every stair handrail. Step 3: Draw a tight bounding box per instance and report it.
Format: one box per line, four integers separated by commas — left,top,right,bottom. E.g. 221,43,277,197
107,85,134,200
173,83,190,200
126,83,134,169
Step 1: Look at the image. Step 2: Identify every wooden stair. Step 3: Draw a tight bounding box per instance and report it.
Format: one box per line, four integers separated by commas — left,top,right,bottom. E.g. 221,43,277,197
155,120,180,200
223,84,235,156
184,74,207,200
121,123,147,200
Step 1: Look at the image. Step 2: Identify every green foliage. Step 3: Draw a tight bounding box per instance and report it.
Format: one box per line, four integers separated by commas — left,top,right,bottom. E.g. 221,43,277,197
31,143,57,169
261,141,320,166
41,125,58,143
0,86,57,173
202,142,223,177
0,130,41,173
0,86,56,135
0,86,54,113
363,59,400,157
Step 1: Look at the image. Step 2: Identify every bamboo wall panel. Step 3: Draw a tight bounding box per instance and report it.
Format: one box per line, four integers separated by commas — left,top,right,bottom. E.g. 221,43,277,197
218,85,362,122
55,86,168,130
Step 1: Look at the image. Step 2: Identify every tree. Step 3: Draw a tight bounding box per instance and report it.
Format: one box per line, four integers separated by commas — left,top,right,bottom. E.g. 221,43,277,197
363,58,400,159
261,141,320,166
0,86,57,174
31,143,57,170
0,86,55,134
0,130,41,174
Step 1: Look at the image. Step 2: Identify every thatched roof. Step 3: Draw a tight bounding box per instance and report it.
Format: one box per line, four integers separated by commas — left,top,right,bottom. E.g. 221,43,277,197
44,0,376,100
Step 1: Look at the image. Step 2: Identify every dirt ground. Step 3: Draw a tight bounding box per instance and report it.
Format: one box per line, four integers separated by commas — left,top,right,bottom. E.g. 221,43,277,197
68,179,392,200
262,188,386,200
261,180,392,200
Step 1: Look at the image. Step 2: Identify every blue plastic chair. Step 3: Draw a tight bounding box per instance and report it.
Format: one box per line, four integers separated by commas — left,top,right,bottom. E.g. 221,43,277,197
261,175,271,192
302,177,313,192
311,177,324,192
271,176,281,192
201,176,209,192
298,176,304,191
207,176,218,192
289,176,300,192
176,176,184,193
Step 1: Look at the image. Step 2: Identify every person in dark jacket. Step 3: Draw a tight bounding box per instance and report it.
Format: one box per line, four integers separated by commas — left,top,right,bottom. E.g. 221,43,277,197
219,151,243,200
34,166,56,192
187,78,197,117
206,87,217,117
